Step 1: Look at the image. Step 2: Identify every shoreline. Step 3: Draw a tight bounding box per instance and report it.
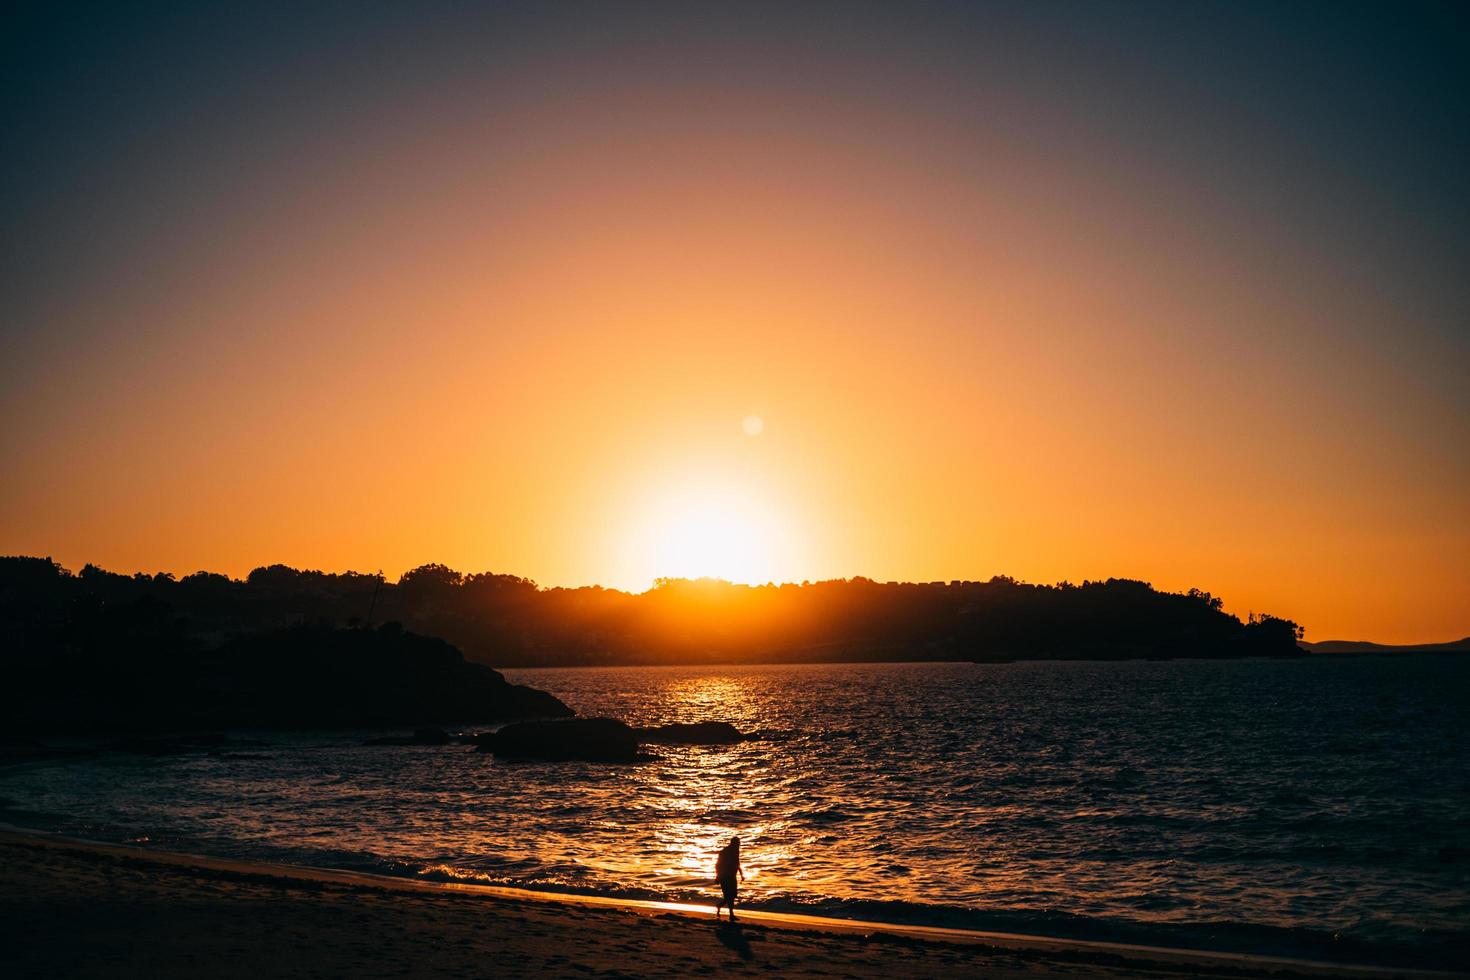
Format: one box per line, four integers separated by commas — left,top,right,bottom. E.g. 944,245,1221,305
1,826,1457,979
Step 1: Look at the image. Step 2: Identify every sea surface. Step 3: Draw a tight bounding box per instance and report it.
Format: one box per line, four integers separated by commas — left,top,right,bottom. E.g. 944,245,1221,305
3,658,1467,968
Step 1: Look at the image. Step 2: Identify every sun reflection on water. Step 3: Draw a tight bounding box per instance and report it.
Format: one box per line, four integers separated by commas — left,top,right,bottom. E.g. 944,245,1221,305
638,674,782,886
665,675,749,718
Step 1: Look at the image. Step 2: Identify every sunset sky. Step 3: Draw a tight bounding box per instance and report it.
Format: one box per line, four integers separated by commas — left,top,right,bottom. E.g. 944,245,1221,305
2,2,1466,643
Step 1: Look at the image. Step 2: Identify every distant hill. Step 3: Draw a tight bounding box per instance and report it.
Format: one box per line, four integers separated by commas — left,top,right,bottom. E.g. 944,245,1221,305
1300,637,1470,655
2,555,1304,669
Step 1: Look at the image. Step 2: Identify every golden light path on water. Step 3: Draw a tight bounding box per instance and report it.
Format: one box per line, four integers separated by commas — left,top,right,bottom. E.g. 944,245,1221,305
417,666,1031,913
411,669,869,906
408,665,1041,910
445,673,797,897
648,675,775,882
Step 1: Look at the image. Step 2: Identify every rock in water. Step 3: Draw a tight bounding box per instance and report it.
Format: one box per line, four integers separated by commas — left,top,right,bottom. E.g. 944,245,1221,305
634,721,744,745
479,718,640,762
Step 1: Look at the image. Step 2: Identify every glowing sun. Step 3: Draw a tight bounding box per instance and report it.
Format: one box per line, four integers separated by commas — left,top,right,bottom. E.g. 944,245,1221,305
624,481,792,586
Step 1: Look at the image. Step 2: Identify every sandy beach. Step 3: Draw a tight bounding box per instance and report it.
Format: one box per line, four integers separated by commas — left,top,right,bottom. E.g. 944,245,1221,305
0,829,1451,980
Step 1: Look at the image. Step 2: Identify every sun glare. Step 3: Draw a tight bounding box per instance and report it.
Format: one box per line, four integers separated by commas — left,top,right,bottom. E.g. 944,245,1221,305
623,480,793,587
652,500,768,583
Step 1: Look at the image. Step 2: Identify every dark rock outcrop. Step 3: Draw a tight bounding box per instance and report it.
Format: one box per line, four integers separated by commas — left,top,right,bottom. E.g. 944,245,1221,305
477,718,640,762
634,721,744,745
197,626,575,730
2,622,573,734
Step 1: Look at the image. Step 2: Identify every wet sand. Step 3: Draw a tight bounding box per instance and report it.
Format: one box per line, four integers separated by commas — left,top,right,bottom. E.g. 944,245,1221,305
0,829,1449,979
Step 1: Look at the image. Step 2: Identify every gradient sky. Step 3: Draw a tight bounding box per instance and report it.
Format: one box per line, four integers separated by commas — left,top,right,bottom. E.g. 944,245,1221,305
3,2,1467,642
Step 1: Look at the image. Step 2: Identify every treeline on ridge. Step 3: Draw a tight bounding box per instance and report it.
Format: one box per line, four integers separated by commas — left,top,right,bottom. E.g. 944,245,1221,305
2,556,1304,671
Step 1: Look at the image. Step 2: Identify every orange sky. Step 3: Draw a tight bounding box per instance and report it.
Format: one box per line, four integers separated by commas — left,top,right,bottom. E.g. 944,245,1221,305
2,5,1467,643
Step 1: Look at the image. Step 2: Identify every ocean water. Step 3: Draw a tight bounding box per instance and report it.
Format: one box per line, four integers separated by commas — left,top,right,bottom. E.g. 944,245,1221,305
2,658,1467,968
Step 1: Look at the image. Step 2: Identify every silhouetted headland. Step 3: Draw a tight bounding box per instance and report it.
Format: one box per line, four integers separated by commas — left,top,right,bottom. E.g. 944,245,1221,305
0,556,1314,683
0,571,572,734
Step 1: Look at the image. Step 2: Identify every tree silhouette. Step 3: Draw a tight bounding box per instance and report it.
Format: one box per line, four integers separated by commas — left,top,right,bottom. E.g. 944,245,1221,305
0,555,1307,674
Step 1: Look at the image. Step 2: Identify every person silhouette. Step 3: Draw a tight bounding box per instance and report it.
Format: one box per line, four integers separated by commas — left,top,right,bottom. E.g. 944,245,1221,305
714,836,745,920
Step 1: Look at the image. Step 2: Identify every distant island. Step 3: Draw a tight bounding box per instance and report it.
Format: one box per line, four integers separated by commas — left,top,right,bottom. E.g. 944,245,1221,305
3,556,1310,676
1299,637,1470,655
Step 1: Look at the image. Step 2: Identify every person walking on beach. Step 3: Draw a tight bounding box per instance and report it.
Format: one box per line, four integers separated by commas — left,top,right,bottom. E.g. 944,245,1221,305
714,836,745,920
